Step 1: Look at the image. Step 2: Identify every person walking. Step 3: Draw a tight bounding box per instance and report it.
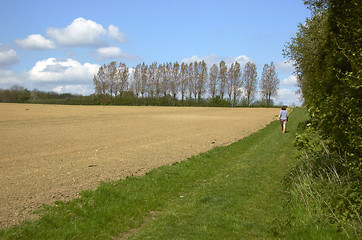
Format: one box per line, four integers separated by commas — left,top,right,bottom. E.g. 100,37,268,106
279,106,289,133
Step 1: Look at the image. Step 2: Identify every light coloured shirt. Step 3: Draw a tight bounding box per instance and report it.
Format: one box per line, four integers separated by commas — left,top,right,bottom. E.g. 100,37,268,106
280,110,289,120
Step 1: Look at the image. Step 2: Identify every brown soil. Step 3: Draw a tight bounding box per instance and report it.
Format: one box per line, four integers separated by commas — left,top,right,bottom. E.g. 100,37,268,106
0,103,278,227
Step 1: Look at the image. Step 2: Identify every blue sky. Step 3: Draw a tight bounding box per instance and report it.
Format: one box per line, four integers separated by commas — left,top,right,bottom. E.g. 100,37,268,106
0,0,310,105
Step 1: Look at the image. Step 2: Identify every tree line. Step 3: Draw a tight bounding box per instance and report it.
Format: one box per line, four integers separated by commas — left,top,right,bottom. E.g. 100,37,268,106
0,60,280,107
93,60,280,106
0,86,100,105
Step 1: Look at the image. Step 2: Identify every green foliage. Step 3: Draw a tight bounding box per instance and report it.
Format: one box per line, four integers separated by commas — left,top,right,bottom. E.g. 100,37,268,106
282,120,361,239
284,0,361,180
283,3,362,237
0,85,31,103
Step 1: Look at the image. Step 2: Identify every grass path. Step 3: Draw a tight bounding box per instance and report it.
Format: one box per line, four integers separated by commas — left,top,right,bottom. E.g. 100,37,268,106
0,108,307,240
127,108,306,239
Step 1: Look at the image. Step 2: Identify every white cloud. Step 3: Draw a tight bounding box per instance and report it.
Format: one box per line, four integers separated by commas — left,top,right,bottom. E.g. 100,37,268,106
95,46,142,61
52,84,94,95
274,88,302,106
96,46,123,59
276,60,295,74
28,58,100,83
108,25,128,43
0,69,23,88
0,45,19,68
46,17,107,47
15,34,56,50
182,54,252,68
281,75,298,87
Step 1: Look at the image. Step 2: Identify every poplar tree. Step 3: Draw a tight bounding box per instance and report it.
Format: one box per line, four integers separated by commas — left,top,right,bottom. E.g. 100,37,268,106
170,62,180,99
197,61,208,101
140,62,148,97
93,65,108,96
242,61,258,106
179,62,188,101
118,62,129,96
231,61,242,106
133,64,141,97
260,62,279,106
188,63,195,99
218,61,227,99
208,64,218,99
105,61,118,100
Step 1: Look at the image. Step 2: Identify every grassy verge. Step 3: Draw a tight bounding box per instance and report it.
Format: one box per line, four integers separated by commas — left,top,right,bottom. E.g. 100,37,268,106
1,108,309,239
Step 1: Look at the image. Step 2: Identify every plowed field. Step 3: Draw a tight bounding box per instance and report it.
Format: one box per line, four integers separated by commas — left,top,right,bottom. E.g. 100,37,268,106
0,103,278,227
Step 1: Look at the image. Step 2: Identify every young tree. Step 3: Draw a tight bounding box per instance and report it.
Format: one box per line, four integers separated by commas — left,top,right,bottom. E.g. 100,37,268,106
227,63,234,101
93,65,108,96
105,61,118,100
242,61,258,106
231,61,242,106
147,62,158,98
260,62,279,106
170,62,180,99
140,62,148,97
208,64,218,99
197,61,208,101
132,64,142,97
218,61,227,99
160,63,170,97
227,61,242,106
180,62,188,101
188,62,196,99
118,62,129,96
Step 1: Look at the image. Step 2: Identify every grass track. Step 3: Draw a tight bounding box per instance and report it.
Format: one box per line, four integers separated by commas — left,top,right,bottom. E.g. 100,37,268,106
128,108,307,239
0,108,307,240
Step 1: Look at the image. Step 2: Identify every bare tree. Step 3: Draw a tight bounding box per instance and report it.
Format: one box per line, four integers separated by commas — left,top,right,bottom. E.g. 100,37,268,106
93,65,108,96
180,62,188,101
208,64,218,99
196,61,208,101
160,63,170,97
140,62,148,97
231,61,242,106
170,62,180,99
218,61,227,99
188,63,195,99
147,62,158,98
105,61,118,100
260,62,279,106
133,64,141,97
242,61,258,106
118,62,129,96
227,61,242,106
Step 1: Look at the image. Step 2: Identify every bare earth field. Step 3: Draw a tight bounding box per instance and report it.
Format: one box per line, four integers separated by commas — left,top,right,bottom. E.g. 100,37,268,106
0,103,278,227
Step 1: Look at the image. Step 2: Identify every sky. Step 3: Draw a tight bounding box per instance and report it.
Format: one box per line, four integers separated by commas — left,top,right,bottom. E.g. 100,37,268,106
0,0,310,106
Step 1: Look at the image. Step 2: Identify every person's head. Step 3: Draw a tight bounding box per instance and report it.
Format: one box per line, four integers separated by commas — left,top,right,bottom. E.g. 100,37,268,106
281,106,287,110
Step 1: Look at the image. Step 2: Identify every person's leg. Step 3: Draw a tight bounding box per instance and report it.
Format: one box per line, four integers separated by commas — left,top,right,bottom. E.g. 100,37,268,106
282,120,286,133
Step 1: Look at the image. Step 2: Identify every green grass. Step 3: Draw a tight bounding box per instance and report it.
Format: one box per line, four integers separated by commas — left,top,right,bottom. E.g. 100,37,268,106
1,108,310,239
